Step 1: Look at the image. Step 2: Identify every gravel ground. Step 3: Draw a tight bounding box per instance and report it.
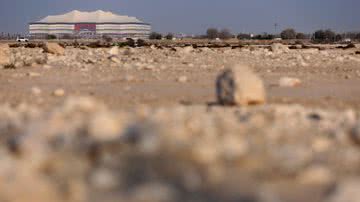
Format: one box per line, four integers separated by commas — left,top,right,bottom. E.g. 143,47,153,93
0,41,360,202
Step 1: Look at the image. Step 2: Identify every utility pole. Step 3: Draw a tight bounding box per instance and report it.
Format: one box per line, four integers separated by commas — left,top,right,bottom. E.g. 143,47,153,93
274,23,278,34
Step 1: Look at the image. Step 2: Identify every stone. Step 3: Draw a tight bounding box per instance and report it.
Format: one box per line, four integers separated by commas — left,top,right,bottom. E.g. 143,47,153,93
43,42,65,55
31,87,42,95
270,43,289,54
297,166,334,185
53,88,65,97
27,72,41,77
279,77,302,87
109,55,121,63
108,46,119,55
216,64,266,106
177,76,188,83
178,46,194,54
0,44,11,66
144,64,155,70
124,75,135,82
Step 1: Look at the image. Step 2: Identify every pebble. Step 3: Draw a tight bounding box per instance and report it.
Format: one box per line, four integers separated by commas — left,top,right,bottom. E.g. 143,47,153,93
53,88,65,97
279,77,302,87
27,72,41,77
297,166,334,185
177,76,188,83
31,86,42,95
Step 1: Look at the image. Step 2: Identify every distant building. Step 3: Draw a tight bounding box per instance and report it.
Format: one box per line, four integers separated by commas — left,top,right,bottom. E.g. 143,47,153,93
29,10,151,39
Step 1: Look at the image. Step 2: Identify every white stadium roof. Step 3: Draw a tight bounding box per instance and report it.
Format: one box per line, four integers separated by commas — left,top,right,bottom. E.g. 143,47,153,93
36,10,144,24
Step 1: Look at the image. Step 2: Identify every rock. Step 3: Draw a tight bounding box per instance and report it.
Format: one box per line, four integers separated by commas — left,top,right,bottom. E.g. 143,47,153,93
0,44,11,66
109,55,121,63
43,42,65,55
122,48,134,56
279,77,302,87
302,48,319,54
297,166,334,185
144,64,155,70
270,43,289,54
216,64,266,106
90,168,119,190
108,46,119,55
124,75,135,82
53,88,65,97
27,72,41,77
177,76,188,83
178,46,194,54
31,86,42,95
89,111,122,141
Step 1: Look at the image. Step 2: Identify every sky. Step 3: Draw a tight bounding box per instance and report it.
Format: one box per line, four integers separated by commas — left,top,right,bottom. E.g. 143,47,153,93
0,0,359,35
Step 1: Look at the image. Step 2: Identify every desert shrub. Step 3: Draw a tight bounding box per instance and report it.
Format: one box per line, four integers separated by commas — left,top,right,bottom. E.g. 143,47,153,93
335,34,343,42
102,35,113,43
47,34,57,40
237,33,251,40
165,33,174,40
62,34,73,39
137,39,148,47
253,33,274,40
218,29,233,40
206,28,219,39
313,29,336,43
296,33,307,39
280,28,296,40
149,32,162,40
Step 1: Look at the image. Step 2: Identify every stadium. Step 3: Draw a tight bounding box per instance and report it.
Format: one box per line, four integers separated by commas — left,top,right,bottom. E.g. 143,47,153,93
29,10,151,39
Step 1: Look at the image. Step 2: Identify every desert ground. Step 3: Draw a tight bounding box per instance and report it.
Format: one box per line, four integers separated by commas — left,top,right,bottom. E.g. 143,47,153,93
1,40,360,202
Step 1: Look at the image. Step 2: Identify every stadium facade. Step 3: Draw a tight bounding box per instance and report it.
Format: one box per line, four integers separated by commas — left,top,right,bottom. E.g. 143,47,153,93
29,10,151,39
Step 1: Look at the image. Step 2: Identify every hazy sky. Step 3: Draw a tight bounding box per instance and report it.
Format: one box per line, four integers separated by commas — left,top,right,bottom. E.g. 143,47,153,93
0,0,359,35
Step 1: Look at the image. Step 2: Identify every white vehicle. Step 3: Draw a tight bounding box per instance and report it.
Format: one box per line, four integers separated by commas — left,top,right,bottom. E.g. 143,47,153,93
16,37,29,42
344,38,352,43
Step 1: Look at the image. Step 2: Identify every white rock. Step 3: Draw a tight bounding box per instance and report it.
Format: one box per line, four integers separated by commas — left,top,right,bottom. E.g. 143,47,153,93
124,75,135,82
270,43,289,54
89,112,122,141
109,56,120,63
216,64,266,106
27,72,41,77
302,48,319,54
53,88,65,97
178,46,194,54
297,166,334,185
108,46,119,55
31,87,42,95
43,42,65,55
279,77,302,87
177,76,188,83
144,64,155,70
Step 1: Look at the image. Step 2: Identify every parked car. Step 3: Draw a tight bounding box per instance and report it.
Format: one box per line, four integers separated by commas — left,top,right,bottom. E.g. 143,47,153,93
16,37,29,42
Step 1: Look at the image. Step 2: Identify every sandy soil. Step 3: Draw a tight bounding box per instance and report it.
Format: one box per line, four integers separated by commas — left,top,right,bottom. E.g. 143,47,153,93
1,41,360,202
1,43,360,110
